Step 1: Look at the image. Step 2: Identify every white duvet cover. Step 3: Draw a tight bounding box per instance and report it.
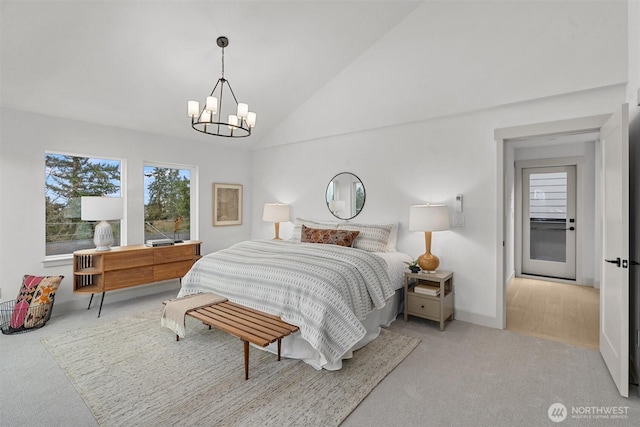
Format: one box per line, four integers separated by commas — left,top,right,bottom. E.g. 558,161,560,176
178,240,411,369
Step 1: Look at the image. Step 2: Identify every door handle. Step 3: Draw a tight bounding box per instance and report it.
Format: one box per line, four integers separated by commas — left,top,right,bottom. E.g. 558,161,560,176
605,257,621,267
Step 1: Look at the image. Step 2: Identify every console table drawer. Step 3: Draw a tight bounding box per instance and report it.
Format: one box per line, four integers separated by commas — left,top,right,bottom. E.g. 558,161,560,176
154,245,194,263
154,260,193,282
103,251,154,271
104,266,154,290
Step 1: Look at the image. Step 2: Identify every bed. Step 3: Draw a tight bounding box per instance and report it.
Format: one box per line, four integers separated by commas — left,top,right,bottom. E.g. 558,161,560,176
177,220,412,370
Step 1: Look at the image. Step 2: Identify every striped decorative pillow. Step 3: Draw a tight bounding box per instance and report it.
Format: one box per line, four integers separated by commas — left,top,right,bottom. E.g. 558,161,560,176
336,223,394,252
301,225,360,247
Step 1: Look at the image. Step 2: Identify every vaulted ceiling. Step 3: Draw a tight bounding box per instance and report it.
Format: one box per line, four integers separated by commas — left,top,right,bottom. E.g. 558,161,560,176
1,1,627,150
1,0,421,149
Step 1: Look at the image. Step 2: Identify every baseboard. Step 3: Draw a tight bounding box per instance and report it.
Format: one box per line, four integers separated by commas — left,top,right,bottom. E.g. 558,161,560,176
454,308,501,329
518,274,582,286
506,270,515,285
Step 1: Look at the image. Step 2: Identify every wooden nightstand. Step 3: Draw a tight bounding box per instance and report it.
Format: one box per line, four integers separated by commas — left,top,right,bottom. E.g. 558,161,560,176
404,270,454,331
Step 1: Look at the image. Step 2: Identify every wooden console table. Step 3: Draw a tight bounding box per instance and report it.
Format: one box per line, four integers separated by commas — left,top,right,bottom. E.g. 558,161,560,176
73,241,202,317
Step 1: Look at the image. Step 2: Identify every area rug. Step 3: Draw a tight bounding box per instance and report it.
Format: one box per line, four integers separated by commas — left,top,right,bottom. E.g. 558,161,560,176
41,309,420,427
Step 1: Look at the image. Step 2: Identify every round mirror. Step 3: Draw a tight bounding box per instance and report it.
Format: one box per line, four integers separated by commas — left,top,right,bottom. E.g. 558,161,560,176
325,172,366,220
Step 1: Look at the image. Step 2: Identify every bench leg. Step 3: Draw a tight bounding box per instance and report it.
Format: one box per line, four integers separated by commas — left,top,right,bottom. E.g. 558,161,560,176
278,339,282,361
243,340,249,380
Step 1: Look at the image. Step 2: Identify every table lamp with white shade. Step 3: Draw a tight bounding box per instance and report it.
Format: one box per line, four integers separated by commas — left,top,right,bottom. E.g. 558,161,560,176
81,196,124,251
262,203,290,240
409,204,450,273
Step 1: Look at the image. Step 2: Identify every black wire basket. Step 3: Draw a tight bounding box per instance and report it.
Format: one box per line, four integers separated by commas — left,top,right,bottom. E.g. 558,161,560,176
0,299,55,335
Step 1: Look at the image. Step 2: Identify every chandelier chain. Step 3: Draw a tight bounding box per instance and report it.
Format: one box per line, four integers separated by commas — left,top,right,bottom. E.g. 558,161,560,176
221,46,225,79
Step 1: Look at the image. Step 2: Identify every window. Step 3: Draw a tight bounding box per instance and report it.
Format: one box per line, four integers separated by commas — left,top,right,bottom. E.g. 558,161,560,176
45,153,122,256
144,164,193,242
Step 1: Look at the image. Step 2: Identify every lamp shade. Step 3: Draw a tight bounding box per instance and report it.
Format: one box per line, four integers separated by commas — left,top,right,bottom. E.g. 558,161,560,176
81,197,124,221
409,204,450,232
262,203,290,223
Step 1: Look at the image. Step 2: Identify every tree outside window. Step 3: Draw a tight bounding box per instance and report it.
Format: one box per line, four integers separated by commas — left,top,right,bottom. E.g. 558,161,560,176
144,166,191,242
45,153,121,256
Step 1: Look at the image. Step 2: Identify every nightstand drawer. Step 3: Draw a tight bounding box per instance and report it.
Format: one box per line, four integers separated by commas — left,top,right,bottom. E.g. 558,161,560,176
407,295,440,317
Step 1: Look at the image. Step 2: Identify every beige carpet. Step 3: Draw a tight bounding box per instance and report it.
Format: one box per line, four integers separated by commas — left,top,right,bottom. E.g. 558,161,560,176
41,309,420,427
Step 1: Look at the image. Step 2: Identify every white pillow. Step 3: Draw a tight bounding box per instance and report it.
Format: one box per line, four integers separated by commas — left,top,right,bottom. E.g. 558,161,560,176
387,222,399,252
290,218,339,242
336,223,394,252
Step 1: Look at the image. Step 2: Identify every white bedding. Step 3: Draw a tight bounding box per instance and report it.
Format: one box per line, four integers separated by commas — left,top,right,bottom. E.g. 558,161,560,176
178,240,412,369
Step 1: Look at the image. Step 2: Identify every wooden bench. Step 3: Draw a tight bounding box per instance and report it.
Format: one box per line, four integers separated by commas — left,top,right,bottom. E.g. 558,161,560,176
165,299,299,380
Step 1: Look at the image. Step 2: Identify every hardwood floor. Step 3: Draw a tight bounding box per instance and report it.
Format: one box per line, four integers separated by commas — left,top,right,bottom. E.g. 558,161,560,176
506,277,599,350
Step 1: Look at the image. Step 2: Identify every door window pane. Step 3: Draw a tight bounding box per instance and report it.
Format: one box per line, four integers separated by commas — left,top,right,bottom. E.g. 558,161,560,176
529,172,566,262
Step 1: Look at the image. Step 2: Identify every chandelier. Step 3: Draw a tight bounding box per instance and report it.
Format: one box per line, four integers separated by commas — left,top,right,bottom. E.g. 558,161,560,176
188,36,256,138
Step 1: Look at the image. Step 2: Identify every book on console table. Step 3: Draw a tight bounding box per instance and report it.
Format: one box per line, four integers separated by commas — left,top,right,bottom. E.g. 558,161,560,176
414,284,440,296
145,239,175,247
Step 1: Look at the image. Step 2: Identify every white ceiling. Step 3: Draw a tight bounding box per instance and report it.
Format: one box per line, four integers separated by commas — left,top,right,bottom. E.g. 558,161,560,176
0,0,421,149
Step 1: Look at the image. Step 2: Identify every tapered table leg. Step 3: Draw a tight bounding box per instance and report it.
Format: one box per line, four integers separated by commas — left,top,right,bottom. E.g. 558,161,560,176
97,292,106,318
243,340,249,380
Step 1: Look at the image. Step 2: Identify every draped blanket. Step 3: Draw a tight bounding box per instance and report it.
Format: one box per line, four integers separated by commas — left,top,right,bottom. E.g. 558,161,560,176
178,240,395,365
160,292,227,338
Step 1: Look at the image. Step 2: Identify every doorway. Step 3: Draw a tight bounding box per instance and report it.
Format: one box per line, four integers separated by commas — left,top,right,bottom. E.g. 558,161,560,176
496,106,630,397
517,162,578,281
495,114,609,332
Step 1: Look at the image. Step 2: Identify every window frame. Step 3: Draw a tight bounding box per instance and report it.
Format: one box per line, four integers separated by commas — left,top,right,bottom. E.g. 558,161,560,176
143,161,198,243
43,150,127,266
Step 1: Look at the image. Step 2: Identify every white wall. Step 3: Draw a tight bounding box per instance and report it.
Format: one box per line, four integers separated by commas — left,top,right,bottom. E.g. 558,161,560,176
0,108,251,310
251,85,626,328
249,0,628,328
504,144,516,283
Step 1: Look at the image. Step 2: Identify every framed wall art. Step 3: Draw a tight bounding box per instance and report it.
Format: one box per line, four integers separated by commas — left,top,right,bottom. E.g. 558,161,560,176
213,183,243,226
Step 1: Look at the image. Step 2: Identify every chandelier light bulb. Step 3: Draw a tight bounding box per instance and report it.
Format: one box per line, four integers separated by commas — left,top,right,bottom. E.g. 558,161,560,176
237,103,249,119
200,110,212,123
205,96,218,113
247,112,257,128
188,101,199,117
228,114,238,129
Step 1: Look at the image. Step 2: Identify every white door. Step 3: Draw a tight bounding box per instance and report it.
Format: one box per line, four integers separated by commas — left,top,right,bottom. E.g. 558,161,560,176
600,104,629,397
522,165,576,280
